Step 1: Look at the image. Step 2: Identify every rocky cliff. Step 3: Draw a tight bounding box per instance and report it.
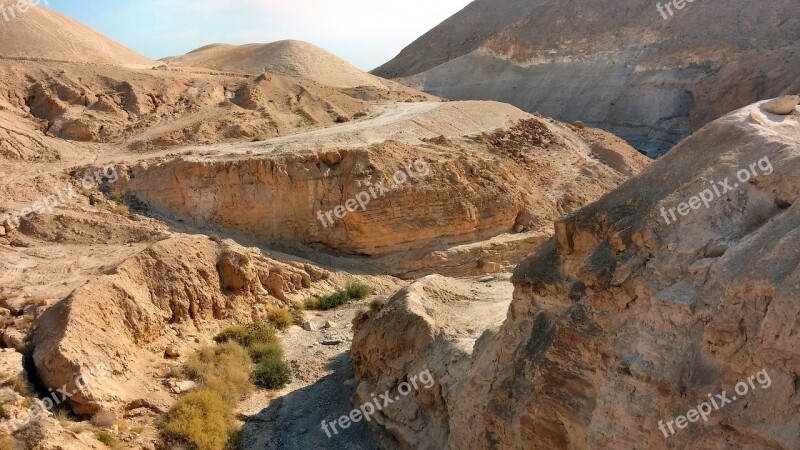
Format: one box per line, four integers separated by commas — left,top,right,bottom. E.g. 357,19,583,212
115,101,649,268
375,0,800,156
351,99,800,448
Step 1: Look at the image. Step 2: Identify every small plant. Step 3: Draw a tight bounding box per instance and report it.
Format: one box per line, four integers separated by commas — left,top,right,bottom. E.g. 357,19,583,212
9,375,30,395
345,282,372,299
182,343,253,404
69,425,85,434
252,359,292,390
476,257,488,269
164,389,236,450
112,204,129,216
304,282,373,311
369,297,387,312
303,297,320,311
213,322,277,347
247,342,284,364
95,430,118,448
266,308,293,331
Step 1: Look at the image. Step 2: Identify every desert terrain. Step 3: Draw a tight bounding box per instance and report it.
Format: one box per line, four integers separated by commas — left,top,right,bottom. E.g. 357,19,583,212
0,2,798,450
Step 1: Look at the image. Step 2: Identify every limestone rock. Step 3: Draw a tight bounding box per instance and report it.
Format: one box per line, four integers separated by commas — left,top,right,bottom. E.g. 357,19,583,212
2,329,25,350
351,101,800,449
762,95,800,115
31,235,329,414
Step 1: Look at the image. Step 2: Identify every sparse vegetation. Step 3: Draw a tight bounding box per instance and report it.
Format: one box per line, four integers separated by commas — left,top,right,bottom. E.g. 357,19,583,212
247,341,284,364
95,430,118,448
182,342,253,404
266,308,293,330
213,322,277,347
252,358,292,389
369,296,388,312
164,390,236,450
303,282,372,311
112,204,129,216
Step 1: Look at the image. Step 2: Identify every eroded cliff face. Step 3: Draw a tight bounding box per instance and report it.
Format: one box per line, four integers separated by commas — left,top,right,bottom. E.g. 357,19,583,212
351,100,800,449
115,102,649,266
378,0,800,156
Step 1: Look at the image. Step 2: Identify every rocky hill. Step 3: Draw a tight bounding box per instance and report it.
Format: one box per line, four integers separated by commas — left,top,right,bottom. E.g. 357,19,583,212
374,0,800,156
164,40,386,88
351,99,800,448
0,4,154,66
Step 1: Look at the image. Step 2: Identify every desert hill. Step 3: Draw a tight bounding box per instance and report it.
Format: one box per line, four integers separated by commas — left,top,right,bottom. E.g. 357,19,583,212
163,40,385,88
374,0,800,155
351,99,800,448
0,3,154,66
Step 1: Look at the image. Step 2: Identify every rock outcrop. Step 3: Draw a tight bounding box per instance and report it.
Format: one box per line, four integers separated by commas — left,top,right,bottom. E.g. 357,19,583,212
114,102,649,267
31,235,332,414
351,98,800,448
375,0,800,156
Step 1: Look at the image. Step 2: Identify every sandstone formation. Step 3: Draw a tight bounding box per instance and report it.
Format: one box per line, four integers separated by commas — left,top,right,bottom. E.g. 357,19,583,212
113,102,649,266
31,235,334,414
375,0,800,156
351,98,800,448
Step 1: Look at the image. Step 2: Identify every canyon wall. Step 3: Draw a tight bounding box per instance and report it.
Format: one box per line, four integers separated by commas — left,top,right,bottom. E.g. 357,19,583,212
351,100,800,448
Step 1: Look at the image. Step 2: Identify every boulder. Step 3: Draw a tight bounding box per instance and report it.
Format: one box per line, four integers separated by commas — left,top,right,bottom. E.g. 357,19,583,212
762,95,800,115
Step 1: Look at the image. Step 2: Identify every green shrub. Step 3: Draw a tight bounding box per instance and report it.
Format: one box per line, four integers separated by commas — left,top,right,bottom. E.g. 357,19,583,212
183,342,253,404
304,282,373,311
214,322,277,347
164,390,236,450
252,359,292,389
247,342,284,364
95,430,118,448
345,282,372,299
266,308,293,331
303,297,320,310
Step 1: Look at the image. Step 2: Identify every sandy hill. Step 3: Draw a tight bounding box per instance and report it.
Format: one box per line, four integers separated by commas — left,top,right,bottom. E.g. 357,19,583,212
163,40,385,88
351,99,800,448
0,3,155,66
374,0,800,156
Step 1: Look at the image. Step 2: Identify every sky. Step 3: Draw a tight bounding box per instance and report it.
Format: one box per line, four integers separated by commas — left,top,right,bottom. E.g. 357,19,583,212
47,0,473,71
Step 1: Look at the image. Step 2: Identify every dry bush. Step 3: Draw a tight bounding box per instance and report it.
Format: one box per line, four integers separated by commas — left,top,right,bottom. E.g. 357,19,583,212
91,410,117,428
164,389,236,450
183,342,253,404
266,308,293,330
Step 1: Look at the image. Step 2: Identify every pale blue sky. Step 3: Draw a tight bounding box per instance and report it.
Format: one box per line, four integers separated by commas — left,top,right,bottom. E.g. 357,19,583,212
47,0,472,70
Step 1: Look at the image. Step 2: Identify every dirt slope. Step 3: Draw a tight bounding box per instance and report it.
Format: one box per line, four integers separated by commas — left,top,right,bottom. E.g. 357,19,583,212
164,40,386,88
0,3,154,66
351,99,800,448
375,0,800,156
